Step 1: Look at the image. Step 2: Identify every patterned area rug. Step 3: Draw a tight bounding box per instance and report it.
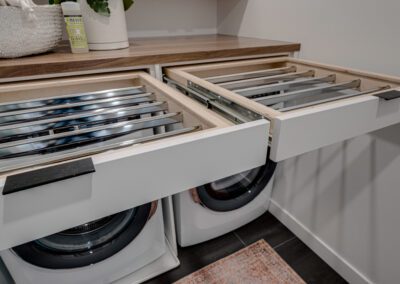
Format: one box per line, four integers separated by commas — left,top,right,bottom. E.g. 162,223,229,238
174,239,305,284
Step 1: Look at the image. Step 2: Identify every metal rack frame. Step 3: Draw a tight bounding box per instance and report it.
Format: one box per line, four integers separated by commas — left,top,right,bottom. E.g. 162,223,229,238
0,87,202,173
203,66,389,111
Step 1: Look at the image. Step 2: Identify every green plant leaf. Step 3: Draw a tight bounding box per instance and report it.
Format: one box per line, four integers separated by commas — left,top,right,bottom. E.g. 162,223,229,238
123,0,134,11
52,0,133,15
87,0,111,17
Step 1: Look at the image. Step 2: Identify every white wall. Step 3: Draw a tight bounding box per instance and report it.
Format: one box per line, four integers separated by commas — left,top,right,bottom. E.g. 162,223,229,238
218,0,400,76
271,127,400,284
35,0,217,37
217,1,400,283
126,0,217,37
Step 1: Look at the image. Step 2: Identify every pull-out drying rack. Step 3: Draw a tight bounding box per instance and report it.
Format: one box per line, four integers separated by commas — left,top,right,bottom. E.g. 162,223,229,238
0,86,200,173
164,56,400,162
202,65,389,112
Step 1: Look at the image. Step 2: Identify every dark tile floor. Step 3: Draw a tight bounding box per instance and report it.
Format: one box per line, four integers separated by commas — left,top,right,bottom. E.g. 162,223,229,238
146,212,348,284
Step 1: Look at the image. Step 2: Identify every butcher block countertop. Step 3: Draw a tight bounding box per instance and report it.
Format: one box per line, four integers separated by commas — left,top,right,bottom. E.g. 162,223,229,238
0,35,300,81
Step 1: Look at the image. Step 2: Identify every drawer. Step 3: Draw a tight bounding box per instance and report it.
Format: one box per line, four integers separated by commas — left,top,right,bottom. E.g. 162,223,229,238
165,57,400,162
0,72,269,250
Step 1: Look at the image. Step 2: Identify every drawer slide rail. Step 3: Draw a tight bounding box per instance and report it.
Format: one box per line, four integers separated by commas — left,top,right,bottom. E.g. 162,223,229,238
164,77,263,124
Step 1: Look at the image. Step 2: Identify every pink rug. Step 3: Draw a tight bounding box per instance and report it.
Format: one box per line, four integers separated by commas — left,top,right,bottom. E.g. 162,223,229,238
174,239,305,284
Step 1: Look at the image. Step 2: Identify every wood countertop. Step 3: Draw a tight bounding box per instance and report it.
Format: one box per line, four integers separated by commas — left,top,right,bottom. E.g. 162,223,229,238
0,34,300,81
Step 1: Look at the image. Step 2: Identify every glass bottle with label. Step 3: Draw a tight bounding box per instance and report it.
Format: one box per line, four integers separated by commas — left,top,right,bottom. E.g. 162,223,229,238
61,1,89,53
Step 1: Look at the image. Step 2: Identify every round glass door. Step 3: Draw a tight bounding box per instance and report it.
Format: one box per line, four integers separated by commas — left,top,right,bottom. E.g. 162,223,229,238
196,155,276,212
12,202,154,269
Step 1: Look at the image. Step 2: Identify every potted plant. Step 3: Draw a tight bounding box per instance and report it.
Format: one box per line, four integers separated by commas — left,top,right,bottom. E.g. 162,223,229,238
80,0,133,50
52,0,133,50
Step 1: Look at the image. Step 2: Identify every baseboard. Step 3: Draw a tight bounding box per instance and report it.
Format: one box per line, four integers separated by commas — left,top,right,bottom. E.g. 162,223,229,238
269,200,372,284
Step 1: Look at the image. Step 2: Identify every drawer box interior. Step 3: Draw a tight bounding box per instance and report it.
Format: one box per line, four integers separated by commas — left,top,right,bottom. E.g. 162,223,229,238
165,57,400,161
0,72,233,174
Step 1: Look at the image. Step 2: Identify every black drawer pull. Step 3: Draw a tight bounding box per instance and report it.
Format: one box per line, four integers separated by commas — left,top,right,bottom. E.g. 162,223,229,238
375,90,400,101
2,158,95,195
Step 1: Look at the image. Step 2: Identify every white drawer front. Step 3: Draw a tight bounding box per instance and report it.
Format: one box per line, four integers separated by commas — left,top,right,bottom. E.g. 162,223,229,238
0,119,269,250
270,94,400,161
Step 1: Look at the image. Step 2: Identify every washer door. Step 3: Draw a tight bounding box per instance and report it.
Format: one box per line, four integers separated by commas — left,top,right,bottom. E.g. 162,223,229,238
196,155,276,212
12,202,155,269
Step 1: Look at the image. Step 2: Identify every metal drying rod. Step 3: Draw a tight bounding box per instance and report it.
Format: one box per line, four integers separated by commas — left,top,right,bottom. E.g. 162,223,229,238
0,126,200,174
234,74,337,97
0,102,169,141
0,86,146,113
0,94,157,126
277,86,391,112
204,66,297,84
0,112,183,159
218,70,315,90
254,79,362,106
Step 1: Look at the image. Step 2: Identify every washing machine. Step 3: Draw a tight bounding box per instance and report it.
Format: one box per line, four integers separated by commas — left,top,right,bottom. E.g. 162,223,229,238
174,154,276,247
0,201,165,284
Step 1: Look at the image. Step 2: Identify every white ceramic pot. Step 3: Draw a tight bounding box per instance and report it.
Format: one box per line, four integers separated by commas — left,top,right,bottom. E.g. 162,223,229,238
79,0,129,50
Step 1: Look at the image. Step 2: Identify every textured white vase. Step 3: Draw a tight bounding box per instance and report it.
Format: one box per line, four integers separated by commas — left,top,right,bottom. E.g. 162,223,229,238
79,0,129,50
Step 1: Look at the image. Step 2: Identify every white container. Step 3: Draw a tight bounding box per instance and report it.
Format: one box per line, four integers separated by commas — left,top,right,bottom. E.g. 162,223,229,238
79,0,129,50
0,5,63,58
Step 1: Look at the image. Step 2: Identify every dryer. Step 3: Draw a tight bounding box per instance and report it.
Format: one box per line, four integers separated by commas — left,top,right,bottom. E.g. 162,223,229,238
174,155,276,247
1,201,165,284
